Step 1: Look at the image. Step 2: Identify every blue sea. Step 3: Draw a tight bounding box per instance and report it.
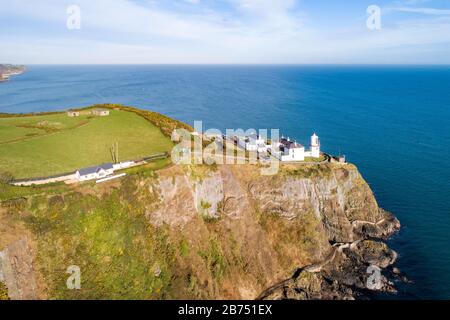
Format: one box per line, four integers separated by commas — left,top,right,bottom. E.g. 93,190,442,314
1,65,450,299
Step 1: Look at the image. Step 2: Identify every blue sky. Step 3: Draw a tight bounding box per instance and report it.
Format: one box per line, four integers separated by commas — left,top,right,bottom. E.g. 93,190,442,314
1,0,450,64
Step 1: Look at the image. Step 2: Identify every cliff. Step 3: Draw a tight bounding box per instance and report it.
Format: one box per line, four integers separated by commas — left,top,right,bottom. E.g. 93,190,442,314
0,162,401,300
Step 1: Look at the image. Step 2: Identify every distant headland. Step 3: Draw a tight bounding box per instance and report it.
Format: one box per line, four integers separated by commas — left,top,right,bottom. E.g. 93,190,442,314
0,64,26,82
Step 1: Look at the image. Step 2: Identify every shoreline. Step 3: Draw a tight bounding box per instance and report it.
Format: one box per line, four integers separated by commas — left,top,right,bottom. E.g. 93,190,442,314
0,64,26,82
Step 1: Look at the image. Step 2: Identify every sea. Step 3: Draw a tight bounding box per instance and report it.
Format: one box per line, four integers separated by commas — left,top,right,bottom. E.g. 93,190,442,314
1,65,449,299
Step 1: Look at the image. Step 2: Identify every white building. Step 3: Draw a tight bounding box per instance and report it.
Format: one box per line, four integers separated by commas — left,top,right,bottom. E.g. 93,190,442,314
272,133,321,162
67,111,80,117
75,163,114,182
272,137,305,162
92,109,110,116
237,134,268,153
236,132,321,162
112,161,135,170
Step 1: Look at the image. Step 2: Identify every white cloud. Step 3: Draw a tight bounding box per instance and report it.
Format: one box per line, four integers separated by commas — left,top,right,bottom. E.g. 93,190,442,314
230,0,296,15
390,7,450,15
0,0,450,64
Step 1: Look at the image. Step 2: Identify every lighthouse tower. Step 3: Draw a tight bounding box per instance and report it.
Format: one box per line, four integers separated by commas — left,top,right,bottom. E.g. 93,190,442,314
310,133,320,158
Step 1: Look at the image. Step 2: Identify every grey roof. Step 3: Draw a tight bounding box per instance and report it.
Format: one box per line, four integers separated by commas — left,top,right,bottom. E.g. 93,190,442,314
78,163,113,176
280,138,303,149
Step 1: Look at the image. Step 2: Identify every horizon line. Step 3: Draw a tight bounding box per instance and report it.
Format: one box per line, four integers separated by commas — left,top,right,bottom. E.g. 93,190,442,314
9,63,450,67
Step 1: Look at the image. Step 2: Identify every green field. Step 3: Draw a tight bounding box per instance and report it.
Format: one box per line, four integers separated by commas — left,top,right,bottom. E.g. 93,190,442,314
0,109,173,179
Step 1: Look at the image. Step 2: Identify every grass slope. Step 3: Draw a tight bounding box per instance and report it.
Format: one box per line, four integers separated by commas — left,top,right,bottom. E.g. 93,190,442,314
0,110,173,179
26,189,176,299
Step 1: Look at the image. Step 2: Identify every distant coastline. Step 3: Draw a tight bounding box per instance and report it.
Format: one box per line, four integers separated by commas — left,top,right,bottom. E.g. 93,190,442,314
0,64,26,82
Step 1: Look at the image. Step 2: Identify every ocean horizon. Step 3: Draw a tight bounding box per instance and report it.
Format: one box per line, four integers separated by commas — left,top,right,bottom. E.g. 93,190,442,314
1,64,450,299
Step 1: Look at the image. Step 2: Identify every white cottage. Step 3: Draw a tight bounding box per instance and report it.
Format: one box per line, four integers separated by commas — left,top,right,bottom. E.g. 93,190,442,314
272,133,321,162
272,137,305,162
75,163,114,182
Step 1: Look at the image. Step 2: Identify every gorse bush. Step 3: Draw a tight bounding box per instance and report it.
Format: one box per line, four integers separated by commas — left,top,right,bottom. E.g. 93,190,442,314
0,282,9,300
198,237,228,280
0,171,14,184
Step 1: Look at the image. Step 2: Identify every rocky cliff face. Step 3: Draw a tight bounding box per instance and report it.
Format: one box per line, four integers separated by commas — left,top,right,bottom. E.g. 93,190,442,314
0,162,401,300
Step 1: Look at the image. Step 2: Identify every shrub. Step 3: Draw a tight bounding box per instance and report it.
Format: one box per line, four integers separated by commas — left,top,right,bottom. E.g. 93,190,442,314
198,238,227,280
0,282,9,300
1,197,27,214
0,171,14,184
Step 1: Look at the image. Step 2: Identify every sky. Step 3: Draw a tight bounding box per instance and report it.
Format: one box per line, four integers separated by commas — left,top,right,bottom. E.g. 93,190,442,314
1,0,450,64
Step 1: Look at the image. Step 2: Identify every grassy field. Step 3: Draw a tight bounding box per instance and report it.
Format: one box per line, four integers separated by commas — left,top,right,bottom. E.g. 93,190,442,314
0,109,173,179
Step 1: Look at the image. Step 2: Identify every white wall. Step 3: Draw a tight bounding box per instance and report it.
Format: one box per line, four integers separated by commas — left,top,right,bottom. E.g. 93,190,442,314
113,161,134,170
311,146,320,158
281,147,305,162
77,168,114,182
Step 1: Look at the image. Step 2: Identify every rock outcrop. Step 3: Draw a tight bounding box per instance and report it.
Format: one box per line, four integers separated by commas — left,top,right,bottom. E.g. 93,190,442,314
0,237,38,300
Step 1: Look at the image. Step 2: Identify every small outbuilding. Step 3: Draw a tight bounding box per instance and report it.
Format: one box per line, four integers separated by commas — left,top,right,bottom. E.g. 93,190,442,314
67,111,80,117
92,109,110,116
337,155,346,163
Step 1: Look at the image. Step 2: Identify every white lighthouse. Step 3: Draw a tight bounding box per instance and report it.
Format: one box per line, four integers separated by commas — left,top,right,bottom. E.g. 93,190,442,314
310,133,320,158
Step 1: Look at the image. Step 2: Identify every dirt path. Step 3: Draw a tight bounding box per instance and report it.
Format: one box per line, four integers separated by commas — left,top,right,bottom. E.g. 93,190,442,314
0,120,91,146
